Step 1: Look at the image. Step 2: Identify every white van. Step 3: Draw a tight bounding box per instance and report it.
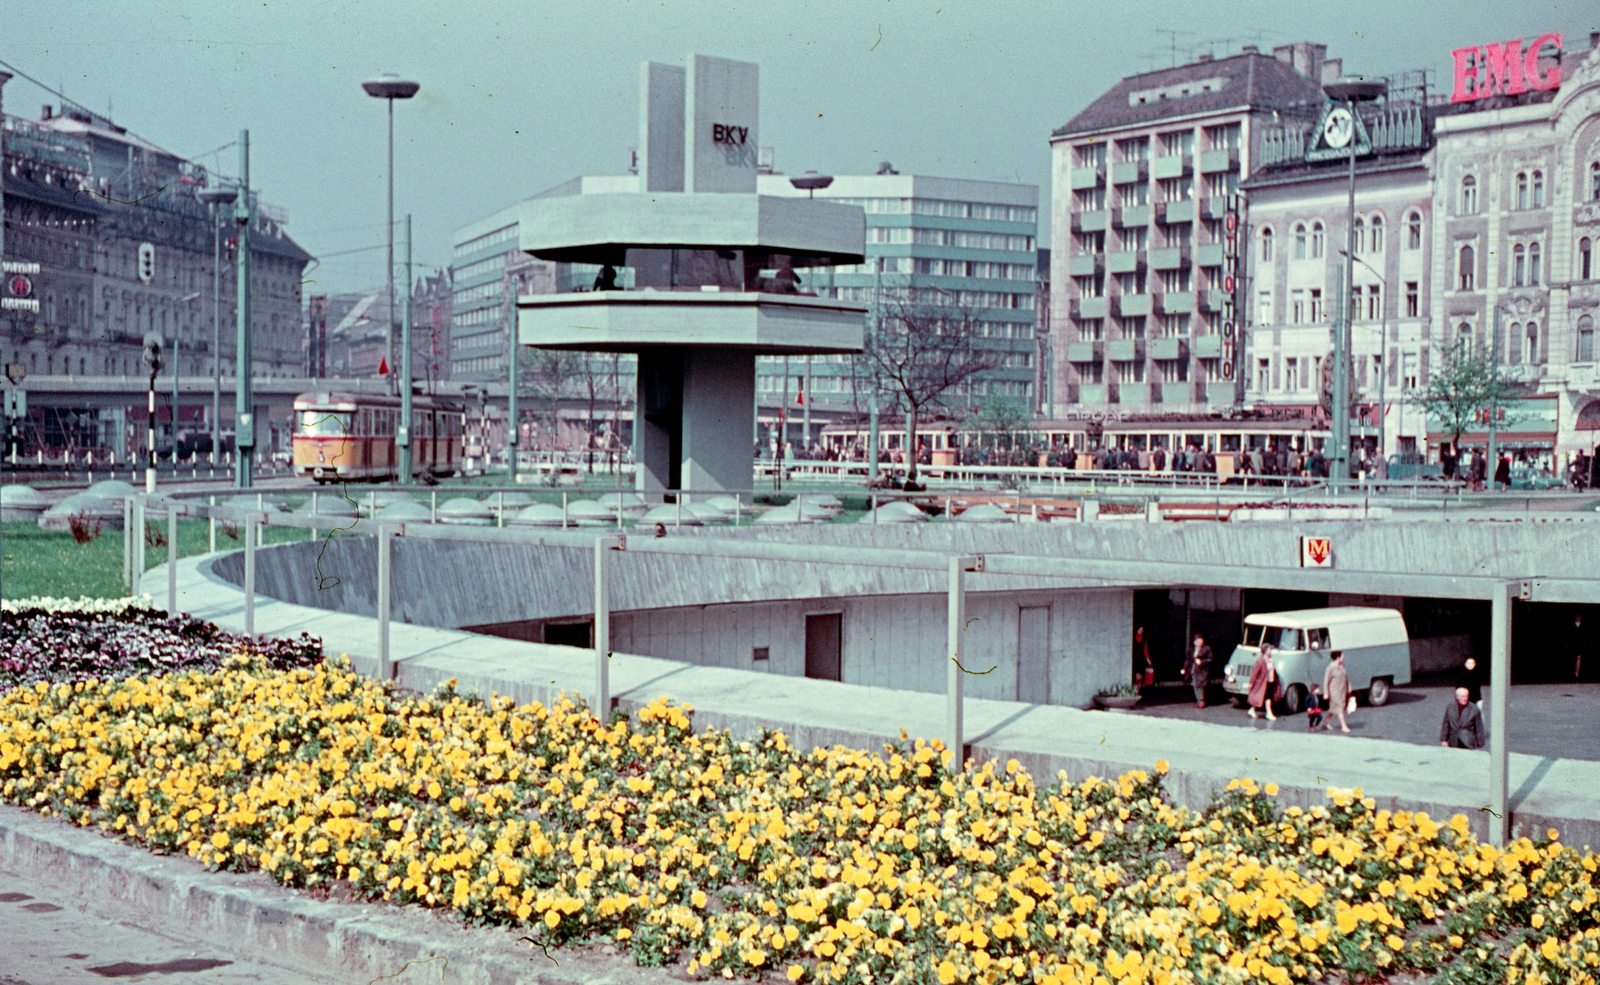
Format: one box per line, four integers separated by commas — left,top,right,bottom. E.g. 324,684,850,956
1221,606,1411,712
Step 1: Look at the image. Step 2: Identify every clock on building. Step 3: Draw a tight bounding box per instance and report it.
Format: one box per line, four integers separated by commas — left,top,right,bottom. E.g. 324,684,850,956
1322,107,1354,149
1305,101,1373,163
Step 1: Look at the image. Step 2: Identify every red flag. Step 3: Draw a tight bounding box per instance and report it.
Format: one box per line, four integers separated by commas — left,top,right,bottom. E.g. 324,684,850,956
795,388,805,406
378,357,390,376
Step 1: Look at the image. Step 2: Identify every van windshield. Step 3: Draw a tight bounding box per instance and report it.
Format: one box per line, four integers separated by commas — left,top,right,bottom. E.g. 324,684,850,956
1244,625,1305,650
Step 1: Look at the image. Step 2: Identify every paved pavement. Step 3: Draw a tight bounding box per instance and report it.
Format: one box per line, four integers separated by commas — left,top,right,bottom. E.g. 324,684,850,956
0,863,343,985
1128,677,1600,761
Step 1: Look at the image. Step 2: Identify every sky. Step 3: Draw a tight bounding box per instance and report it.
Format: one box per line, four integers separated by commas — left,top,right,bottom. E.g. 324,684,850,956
4,0,1595,297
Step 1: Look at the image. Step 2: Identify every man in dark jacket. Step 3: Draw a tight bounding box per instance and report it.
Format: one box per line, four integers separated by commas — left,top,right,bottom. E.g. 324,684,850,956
1440,687,1486,749
1183,633,1213,709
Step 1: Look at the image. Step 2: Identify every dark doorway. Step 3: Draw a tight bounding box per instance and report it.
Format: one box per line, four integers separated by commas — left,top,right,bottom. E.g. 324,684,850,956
1017,606,1051,703
805,613,842,681
1511,602,1598,683
544,621,593,649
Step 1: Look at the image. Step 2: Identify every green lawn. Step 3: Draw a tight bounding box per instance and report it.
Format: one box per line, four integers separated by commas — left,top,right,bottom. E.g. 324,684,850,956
2,520,309,601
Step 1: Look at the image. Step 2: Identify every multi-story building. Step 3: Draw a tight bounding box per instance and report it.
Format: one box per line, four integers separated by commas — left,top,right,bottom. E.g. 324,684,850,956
1430,30,1600,467
1,93,311,387
757,170,1040,449
1240,72,1438,461
412,269,452,389
1049,42,1338,416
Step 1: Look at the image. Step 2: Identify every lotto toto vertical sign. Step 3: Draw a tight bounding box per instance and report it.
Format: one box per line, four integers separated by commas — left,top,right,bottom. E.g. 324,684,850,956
1222,194,1245,403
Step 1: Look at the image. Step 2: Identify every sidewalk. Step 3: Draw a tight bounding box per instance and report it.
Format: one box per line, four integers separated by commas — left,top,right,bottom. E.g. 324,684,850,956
146,551,1600,849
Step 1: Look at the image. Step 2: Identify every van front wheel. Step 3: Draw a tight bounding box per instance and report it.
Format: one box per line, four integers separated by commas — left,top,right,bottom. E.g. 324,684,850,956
1367,677,1393,707
1281,684,1306,715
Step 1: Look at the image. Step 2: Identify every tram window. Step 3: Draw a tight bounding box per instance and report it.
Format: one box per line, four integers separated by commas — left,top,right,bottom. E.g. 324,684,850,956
1220,434,1241,452
297,411,350,436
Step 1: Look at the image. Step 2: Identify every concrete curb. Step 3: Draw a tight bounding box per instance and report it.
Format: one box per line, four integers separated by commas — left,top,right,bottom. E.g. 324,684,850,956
0,806,673,985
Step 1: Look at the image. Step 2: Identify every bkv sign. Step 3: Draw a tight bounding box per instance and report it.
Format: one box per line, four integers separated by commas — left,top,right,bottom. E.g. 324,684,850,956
1451,33,1563,104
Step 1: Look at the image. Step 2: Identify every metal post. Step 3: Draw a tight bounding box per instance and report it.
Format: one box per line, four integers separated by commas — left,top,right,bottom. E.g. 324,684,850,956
167,503,179,614
429,489,436,524
146,362,158,494
399,213,415,483
946,556,975,774
208,496,216,553
1486,582,1514,846
1331,99,1357,492
594,536,613,721
1488,306,1501,491
234,130,254,489
377,525,392,680
172,338,180,472
384,99,396,395
133,498,145,591
507,324,519,486
497,490,505,529
209,200,222,466
243,517,256,637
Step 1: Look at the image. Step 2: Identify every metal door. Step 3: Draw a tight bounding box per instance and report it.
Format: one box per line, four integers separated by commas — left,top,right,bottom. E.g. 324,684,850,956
1017,606,1051,703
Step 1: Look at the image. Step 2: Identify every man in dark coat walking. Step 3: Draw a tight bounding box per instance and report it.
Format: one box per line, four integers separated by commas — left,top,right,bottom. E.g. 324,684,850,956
1184,633,1213,709
1440,687,1487,749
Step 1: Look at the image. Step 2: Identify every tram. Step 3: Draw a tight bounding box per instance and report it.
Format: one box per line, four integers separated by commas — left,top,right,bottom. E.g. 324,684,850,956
292,391,467,483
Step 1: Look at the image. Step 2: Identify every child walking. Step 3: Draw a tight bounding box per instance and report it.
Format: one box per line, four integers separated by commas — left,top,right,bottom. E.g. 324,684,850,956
1305,684,1325,732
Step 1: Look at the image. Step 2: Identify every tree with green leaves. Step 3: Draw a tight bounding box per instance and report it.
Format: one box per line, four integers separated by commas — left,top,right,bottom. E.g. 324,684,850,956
964,392,1032,465
1407,343,1525,454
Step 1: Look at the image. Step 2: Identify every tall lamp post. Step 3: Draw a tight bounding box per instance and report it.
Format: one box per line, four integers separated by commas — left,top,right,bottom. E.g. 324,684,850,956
1322,77,1386,491
1339,249,1389,467
197,186,237,466
362,72,420,415
234,130,254,489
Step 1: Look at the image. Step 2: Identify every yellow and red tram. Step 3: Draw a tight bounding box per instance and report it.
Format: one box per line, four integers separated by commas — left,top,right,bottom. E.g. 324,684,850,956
292,391,466,483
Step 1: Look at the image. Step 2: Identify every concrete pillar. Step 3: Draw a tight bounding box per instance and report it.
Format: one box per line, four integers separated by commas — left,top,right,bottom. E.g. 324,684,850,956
635,347,756,496
377,525,392,680
167,504,179,614
1487,582,1514,846
594,537,612,721
243,518,256,637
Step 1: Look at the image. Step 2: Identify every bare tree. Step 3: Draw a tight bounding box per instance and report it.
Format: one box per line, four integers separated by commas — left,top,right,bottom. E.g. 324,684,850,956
860,290,1001,481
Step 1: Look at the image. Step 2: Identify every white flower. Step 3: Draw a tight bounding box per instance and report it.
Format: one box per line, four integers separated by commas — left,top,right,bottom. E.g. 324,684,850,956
2,595,156,615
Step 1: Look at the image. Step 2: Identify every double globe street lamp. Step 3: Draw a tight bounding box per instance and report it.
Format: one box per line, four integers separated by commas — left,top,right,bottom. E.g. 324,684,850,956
362,72,420,482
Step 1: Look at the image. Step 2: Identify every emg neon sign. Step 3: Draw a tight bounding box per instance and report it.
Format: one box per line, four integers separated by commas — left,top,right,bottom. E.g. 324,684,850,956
1451,33,1562,104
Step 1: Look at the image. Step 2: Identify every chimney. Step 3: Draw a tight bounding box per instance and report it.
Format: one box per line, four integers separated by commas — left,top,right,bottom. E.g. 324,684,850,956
1320,58,1343,83
1273,44,1296,66
1242,44,1259,55
40,104,52,121
1591,30,1599,49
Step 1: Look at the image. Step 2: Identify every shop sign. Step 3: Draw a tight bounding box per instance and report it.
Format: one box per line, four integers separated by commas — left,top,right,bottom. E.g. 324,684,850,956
1451,33,1563,103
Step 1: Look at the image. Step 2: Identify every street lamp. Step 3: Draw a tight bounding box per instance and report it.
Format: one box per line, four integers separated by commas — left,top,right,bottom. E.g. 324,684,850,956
362,72,420,486
1338,248,1389,470
197,185,237,466
790,172,833,199
1322,76,1386,490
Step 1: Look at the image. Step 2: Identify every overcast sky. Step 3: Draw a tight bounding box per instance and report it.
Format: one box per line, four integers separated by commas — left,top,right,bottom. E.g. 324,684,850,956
4,0,1594,297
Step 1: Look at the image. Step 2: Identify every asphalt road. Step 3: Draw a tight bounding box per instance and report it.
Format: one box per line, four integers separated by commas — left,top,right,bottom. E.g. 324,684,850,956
0,864,344,985
1124,676,1600,761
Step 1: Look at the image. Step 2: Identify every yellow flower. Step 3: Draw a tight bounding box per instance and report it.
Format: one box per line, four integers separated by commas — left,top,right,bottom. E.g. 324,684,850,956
786,964,804,981
211,832,229,849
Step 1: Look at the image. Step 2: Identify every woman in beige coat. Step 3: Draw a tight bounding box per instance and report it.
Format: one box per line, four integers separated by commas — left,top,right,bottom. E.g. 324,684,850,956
1322,650,1352,733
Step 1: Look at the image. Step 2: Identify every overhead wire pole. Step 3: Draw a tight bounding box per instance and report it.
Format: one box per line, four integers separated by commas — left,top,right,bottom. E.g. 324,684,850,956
399,213,414,483
234,130,254,489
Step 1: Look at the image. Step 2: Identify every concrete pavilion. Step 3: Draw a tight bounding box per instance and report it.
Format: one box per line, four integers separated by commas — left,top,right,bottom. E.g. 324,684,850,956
516,56,868,496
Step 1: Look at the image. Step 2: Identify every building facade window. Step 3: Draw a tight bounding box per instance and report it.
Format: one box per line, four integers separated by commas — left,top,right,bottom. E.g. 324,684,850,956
1256,358,1270,392
1508,323,1522,364
1459,245,1475,291
1353,217,1365,254
1461,175,1478,214
1311,222,1325,259
1516,173,1528,210
1294,223,1308,259
1260,227,1273,262
1458,322,1473,351
1530,243,1541,286
1366,285,1381,321
1526,324,1540,364
1578,316,1595,362
1405,281,1419,318
1407,212,1423,250
1592,162,1600,202
1291,289,1306,324
1369,215,1384,253
1258,290,1273,325
1513,245,1526,287
1582,238,1593,281
1077,143,1107,168
1532,171,1544,208
1309,288,1324,323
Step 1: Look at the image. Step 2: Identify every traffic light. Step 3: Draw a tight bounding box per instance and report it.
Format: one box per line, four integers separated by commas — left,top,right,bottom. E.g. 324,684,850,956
137,243,156,284
143,333,163,375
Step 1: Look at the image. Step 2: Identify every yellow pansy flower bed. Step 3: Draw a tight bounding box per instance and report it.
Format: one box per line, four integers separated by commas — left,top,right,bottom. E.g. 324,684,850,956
3,658,1599,985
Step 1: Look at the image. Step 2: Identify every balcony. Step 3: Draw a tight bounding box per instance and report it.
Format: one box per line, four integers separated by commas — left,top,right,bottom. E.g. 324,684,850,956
1195,243,1224,267
1107,338,1143,362
1199,147,1239,174
1114,203,1152,228
1070,166,1105,191
1066,340,1102,363
1111,160,1147,185
1158,199,1196,224
1200,289,1230,312
1077,383,1109,405
1107,250,1143,274
1192,334,1223,359
1201,197,1233,220
1068,252,1103,277
1159,291,1193,314
1118,383,1152,406
1073,296,1109,319
1152,154,1191,180
1117,293,1151,317
1149,245,1190,270
1149,337,1187,361
1073,210,1109,233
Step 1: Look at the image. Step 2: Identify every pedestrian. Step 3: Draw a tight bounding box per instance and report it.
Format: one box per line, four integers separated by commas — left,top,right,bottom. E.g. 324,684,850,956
1322,650,1352,733
1183,633,1213,709
1247,643,1279,720
1305,684,1325,732
1494,454,1511,492
1440,686,1487,749
1573,612,1586,681
1455,655,1483,709
1134,626,1155,689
